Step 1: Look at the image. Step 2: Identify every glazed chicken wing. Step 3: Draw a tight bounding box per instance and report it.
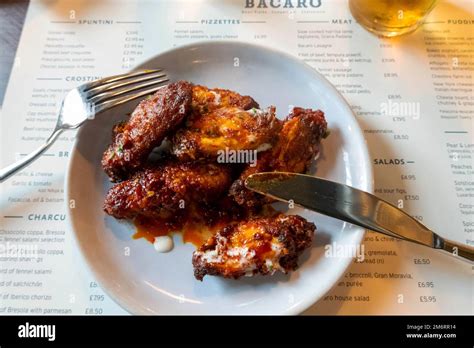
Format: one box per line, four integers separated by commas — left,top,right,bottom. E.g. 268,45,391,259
191,84,259,115
229,107,328,209
103,161,232,220
171,106,281,161
192,214,315,280
102,81,193,181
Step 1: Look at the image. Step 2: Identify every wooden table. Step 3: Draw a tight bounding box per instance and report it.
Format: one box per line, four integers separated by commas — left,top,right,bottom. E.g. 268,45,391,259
0,0,29,107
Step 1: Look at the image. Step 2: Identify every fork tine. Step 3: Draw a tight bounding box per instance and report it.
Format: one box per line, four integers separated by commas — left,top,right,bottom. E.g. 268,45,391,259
84,72,167,98
93,83,169,115
82,69,162,92
88,76,169,104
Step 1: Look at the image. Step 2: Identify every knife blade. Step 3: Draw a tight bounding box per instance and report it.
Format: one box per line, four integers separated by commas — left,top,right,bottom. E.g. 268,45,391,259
245,172,474,262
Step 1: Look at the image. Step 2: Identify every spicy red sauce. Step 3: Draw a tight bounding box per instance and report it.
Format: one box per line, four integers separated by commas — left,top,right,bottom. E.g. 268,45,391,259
133,204,279,248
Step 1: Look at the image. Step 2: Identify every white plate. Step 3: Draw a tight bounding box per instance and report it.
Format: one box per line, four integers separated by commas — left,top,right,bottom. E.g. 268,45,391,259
65,41,373,315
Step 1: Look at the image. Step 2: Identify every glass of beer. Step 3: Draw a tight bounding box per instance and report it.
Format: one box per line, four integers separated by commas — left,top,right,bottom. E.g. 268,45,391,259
349,0,438,37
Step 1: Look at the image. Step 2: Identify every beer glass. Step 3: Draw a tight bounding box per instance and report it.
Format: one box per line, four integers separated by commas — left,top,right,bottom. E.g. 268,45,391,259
349,0,438,37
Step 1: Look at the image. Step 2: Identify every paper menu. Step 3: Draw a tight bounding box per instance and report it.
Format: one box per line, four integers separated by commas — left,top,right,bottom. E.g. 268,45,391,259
0,0,472,315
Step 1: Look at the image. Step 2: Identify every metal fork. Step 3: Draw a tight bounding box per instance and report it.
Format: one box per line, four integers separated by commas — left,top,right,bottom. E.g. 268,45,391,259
0,69,169,182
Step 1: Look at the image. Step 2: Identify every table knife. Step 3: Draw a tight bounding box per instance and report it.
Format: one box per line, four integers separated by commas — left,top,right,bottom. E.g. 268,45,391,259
245,172,474,263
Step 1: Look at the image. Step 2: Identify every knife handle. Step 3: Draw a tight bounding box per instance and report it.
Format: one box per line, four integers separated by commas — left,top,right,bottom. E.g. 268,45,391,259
440,238,474,262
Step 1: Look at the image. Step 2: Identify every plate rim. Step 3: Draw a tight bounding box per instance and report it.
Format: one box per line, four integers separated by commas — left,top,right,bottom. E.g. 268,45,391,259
65,39,374,315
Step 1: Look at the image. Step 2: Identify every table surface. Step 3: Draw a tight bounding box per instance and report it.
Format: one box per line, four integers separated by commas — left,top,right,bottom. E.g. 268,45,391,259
0,0,29,107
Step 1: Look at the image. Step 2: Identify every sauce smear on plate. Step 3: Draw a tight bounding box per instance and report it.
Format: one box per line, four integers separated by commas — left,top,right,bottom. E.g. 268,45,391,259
133,204,278,248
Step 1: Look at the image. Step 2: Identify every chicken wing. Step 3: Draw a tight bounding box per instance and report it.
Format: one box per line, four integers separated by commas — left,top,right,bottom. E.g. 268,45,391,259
102,81,193,182
103,161,232,220
192,214,315,280
229,107,328,209
171,106,282,161
191,84,259,115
